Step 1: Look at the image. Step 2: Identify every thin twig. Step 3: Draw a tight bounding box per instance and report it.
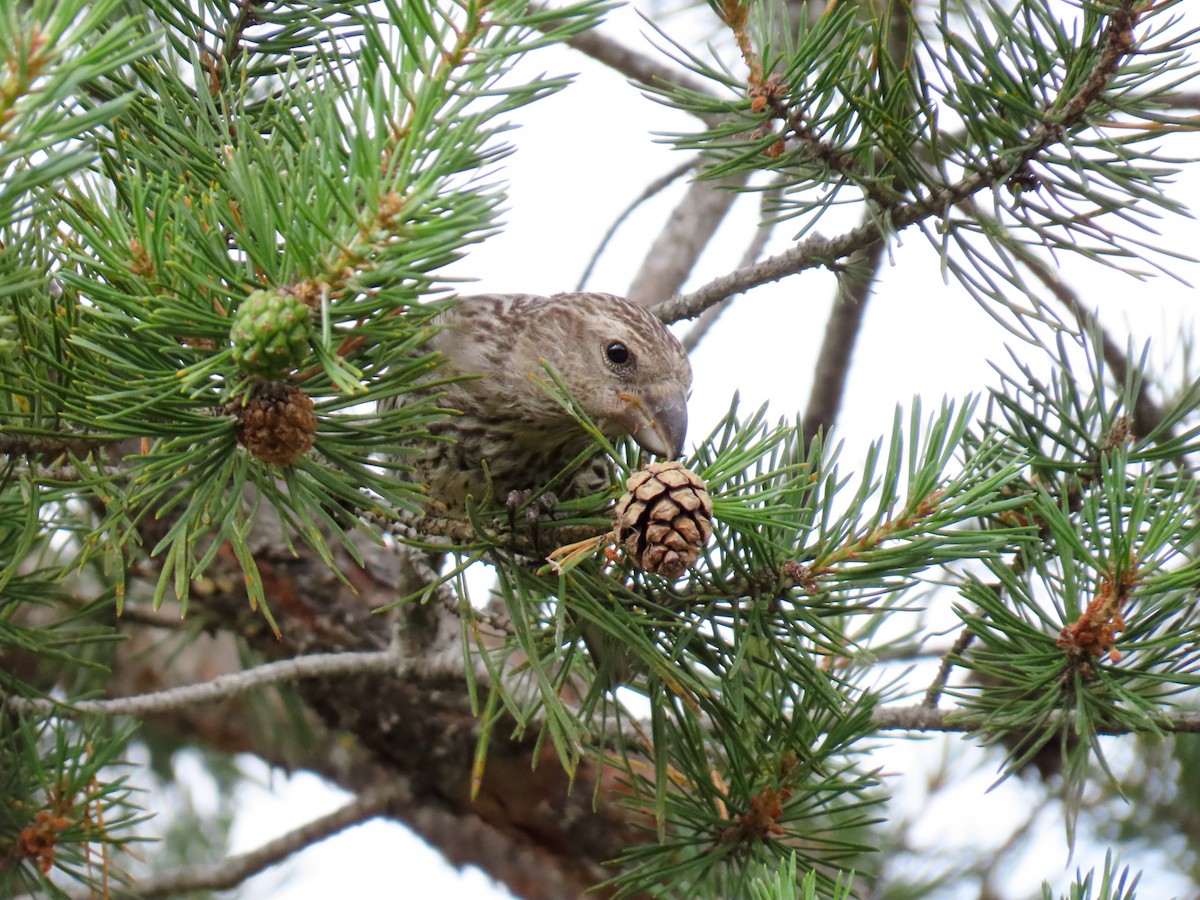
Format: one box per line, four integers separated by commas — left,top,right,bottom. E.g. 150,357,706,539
655,0,1145,324
657,220,877,323
0,432,112,458
577,156,699,292
117,782,411,899
16,463,128,483
870,704,1200,735
556,21,721,124
799,0,908,446
29,591,194,632
627,172,747,307
1165,91,1200,110
679,183,781,353
1004,234,1174,441
978,803,1049,900
800,237,884,447
5,651,399,719
922,624,977,709
392,511,607,554
15,657,1200,735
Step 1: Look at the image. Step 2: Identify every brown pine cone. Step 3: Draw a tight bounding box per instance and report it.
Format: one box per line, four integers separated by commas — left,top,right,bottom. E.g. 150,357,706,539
231,381,317,466
614,461,713,578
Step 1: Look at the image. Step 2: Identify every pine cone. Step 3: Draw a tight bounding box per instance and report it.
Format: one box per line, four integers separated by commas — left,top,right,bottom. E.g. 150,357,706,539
230,289,313,378
231,381,317,466
614,461,713,578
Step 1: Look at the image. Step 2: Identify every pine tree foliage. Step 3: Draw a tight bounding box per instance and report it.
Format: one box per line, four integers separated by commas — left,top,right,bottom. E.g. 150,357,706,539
1045,852,1140,900
1,0,1199,897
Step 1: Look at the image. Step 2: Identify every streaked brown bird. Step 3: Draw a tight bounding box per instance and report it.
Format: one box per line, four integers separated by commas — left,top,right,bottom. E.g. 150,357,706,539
403,292,692,515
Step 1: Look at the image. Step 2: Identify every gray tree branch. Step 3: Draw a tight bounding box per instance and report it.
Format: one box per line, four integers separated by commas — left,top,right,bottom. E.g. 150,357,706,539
679,183,780,353
111,783,412,900
627,173,748,308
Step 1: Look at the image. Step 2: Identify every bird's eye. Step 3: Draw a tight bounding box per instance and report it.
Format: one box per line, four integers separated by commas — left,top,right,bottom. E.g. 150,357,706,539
605,341,630,366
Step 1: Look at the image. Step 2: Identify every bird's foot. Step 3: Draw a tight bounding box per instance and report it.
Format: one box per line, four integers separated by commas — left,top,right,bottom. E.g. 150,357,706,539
506,489,559,554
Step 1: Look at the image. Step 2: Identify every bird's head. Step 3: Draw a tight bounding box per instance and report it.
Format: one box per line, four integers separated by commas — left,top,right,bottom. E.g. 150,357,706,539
430,292,693,459
511,293,693,459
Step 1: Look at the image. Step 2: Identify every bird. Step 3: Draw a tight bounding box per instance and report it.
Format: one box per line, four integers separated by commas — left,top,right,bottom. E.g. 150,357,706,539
399,291,692,516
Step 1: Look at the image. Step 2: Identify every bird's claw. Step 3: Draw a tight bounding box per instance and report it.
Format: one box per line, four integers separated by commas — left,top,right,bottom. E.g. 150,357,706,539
506,489,559,553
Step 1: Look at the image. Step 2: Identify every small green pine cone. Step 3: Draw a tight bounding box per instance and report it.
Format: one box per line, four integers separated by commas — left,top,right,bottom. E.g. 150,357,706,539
230,289,312,377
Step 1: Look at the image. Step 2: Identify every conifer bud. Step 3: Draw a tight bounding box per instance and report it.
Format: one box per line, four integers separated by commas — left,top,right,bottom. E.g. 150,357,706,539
231,381,316,466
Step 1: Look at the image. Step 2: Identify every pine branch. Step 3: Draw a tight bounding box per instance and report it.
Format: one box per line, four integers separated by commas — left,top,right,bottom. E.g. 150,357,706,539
871,705,1200,735
679,183,780,353
577,156,698,293
38,644,1200,738
922,623,978,709
799,0,907,446
1000,228,1175,442
1166,91,1200,110
655,0,1149,324
102,782,411,900
393,510,608,555
554,16,721,123
627,172,747,306
800,237,883,448
0,432,113,458
4,651,399,719
657,222,877,322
